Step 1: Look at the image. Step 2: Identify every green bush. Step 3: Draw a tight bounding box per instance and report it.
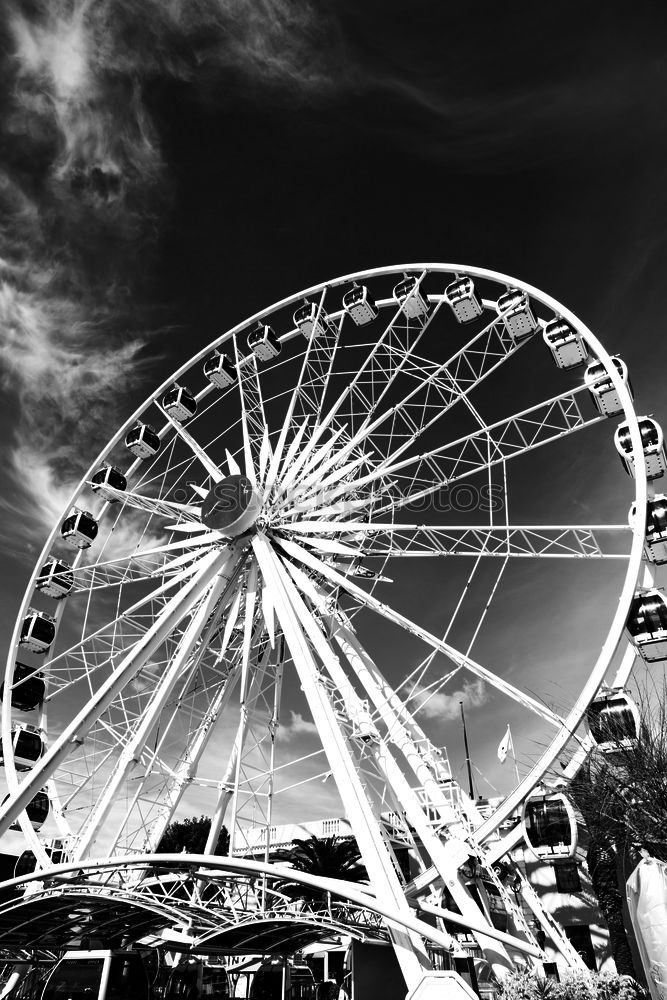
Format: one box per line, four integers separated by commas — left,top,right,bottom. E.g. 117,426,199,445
499,969,647,1000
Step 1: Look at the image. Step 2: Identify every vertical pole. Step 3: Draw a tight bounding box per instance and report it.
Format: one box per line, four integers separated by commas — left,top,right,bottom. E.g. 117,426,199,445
509,728,521,787
460,702,475,800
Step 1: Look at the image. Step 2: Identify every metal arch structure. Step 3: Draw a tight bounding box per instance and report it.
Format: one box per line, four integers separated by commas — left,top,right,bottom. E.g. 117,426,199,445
0,264,652,991
0,854,542,958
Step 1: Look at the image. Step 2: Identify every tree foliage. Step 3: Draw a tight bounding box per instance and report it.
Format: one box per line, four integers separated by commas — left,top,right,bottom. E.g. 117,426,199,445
157,815,229,856
570,682,667,978
499,970,646,1000
270,835,368,900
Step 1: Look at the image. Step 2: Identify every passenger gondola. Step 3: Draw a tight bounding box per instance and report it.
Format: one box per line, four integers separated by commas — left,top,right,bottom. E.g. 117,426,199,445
543,318,588,370
584,357,633,416
630,494,667,564
247,321,281,361
444,276,484,324
61,507,98,549
0,724,44,771
626,589,667,662
204,349,236,389
615,417,667,481
293,300,326,338
587,689,639,753
90,465,127,502
14,839,65,878
342,283,379,325
496,288,539,341
125,422,161,460
2,789,50,831
36,559,73,599
393,274,429,318
20,610,56,655
521,785,577,860
1,663,45,712
162,383,197,423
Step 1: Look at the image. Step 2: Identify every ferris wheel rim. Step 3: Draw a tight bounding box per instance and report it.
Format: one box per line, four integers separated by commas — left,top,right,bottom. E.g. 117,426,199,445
1,262,647,865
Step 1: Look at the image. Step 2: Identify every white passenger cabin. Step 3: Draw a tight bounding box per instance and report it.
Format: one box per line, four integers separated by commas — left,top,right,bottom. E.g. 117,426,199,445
615,417,667,481
444,276,484,324
3,663,45,712
0,724,43,771
90,465,127,503
584,357,632,417
36,559,73,599
496,288,539,341
125,422,161,460
204,350,236,389
342,283,379,326
627,589,667,662
247,321,281,361
61,507,99,549
521,786,577,861
20,609,56,654
543,318,588,370
163,383,197,423
393,275,429,318
294,300,326,338
3,789,49,831
629,495,667,564
586,689,639,754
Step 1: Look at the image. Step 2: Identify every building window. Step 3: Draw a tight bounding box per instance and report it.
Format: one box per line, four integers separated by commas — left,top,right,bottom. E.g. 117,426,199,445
564,925,596,970
555,861,581,893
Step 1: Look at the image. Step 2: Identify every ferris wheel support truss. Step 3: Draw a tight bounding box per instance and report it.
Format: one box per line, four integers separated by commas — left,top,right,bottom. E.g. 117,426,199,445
0,264,650,986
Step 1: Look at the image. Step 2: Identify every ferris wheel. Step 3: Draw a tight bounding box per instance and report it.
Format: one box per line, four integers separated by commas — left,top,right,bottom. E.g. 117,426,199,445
1,263,662,983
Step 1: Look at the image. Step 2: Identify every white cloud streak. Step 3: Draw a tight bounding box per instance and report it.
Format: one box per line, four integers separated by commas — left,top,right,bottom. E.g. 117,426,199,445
279,710,319,741
0,0,344,555
409,678,487,721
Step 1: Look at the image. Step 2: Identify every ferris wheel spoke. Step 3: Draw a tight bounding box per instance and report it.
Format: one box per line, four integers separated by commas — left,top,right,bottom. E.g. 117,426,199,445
98,556,248,856
302,306,519,488
279,277,431,481
86,482,201,522
157,405,224,484
275,535,565,729
0,546,236,839
258,538,513,965
258,426,272,487
67,533,221,593
141,661,241,854
43,552,218,683
233,338,267,485
251,532,437,976
264,290,334,493
320,385,605,518
273,424,350,504
285,521,631,559
280,555,459,797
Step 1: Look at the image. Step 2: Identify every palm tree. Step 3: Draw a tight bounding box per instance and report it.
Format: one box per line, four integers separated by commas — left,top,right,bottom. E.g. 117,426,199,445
270,835,368,901
570,681,667,981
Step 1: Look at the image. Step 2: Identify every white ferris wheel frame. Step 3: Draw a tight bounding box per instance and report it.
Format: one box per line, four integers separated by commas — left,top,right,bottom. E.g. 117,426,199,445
0,263,648,981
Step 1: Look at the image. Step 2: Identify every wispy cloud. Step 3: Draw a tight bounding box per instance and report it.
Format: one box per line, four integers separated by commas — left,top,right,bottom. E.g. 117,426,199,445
409,678,487,721
0,0,345,555
279,710,318,741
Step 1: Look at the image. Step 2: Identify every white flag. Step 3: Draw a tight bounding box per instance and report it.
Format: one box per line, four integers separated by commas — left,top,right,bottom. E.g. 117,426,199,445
497,724,511,763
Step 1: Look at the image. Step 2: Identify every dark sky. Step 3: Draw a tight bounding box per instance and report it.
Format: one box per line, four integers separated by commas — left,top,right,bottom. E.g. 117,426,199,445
1,0,667,830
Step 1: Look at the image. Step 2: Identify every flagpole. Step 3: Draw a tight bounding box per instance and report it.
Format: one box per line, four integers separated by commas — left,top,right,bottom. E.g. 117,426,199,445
509,727,520,786
460,701,475,800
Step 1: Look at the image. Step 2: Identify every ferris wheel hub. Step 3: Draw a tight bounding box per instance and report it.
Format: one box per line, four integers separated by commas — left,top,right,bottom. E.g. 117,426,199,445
200,474,262,537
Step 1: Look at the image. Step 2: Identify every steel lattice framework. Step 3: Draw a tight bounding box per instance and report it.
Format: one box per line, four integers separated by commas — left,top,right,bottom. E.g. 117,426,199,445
0,265,652,991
